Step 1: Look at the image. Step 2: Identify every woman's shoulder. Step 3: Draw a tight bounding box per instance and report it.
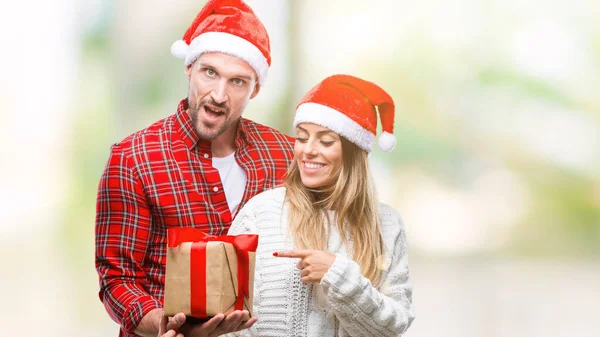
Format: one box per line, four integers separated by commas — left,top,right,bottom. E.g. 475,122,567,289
378,203,409,257
242,186,287,211
231,187,287,234
378,202,405,233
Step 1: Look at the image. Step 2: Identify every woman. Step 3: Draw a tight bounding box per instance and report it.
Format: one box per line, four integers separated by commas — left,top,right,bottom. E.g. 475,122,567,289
161,74,415,337
227,74,415,337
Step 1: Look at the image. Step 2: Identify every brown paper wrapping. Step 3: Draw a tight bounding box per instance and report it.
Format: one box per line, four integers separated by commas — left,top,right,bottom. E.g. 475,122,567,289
164,241,255,318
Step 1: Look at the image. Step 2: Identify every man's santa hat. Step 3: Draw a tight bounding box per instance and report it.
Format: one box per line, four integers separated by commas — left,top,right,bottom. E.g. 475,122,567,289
294,74,397,153
171,0,270,85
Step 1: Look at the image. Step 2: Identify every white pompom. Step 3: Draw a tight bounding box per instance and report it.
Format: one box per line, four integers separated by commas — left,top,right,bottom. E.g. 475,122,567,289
170,40,188,59
378,132,396,152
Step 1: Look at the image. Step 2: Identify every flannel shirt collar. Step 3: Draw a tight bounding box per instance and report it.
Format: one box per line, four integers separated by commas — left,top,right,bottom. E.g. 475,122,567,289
175,98,251,151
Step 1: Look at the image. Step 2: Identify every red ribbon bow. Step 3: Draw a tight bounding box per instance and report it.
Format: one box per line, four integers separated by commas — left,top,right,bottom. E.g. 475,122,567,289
168,227,258,318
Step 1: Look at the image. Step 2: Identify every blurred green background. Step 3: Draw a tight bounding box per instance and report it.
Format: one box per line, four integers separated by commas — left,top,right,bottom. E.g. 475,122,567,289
0,0,599,336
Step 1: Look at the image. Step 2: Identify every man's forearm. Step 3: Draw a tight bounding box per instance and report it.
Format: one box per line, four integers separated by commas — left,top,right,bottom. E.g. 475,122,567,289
134,308,163,337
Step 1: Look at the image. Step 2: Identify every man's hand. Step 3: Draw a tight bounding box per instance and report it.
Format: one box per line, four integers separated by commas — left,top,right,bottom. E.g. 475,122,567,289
158,310,257,337
134,308,164,337
158,312,185,337
274,250,336,283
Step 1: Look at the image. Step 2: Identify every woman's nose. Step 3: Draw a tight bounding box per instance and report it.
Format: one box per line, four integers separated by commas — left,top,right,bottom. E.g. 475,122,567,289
303,140,318,156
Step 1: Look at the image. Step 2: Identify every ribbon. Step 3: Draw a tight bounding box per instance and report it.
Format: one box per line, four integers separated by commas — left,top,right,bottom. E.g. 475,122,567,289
167,227,258,318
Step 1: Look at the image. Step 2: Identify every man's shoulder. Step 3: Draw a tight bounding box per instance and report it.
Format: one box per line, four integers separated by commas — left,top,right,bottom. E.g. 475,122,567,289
112,114,175,154
241,118,295,146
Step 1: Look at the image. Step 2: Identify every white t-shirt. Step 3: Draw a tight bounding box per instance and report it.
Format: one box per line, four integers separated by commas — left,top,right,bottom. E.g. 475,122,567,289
212,152,247,215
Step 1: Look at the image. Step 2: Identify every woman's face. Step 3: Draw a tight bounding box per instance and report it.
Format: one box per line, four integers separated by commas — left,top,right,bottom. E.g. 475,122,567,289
294,123,343,189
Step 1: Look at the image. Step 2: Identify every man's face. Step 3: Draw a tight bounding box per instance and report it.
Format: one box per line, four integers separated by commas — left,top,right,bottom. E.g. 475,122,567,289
185,52,260,141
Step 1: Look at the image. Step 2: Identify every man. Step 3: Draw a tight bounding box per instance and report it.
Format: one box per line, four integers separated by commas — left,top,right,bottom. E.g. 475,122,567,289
95,1,294,336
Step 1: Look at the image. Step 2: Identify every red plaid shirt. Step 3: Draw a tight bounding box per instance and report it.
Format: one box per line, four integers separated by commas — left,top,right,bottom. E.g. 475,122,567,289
95,99,294,336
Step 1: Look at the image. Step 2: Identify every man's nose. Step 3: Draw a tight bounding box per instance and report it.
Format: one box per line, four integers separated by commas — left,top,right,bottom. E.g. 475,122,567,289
210,79,228,104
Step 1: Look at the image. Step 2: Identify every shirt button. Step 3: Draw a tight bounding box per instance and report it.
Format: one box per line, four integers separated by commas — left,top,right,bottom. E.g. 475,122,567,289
213,186,219,192
203,153,209,159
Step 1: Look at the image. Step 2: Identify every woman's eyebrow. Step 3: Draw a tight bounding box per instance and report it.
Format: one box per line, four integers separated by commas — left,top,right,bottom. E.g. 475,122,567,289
296,126,337,136
316,130,337,136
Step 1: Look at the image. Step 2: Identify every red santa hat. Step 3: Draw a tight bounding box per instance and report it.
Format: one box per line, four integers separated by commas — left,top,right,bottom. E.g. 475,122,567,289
294,74,397,153
171,0,271,85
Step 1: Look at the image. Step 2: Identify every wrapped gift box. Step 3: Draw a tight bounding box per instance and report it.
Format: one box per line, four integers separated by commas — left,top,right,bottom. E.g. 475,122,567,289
164,227,258,319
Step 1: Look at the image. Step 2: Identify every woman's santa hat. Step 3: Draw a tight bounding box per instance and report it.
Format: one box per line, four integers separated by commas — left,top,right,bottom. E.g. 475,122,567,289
294,74,397,153
171,0,270,85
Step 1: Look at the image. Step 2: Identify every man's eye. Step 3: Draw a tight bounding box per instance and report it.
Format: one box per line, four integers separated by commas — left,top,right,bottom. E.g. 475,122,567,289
232,78,244,86
205,69,216,77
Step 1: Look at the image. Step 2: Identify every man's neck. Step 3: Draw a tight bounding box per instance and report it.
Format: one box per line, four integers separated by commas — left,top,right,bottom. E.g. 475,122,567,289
211,123,237,158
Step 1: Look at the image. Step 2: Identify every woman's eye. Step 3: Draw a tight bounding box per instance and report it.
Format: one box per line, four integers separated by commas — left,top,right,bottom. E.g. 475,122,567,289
295,137,308,143
320,141,335,146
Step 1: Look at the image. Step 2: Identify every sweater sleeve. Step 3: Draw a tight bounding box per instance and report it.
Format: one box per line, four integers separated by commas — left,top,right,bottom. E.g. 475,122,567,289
320,215,415,336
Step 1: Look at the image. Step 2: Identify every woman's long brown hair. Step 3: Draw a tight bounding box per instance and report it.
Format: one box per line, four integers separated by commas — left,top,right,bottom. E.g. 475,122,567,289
284,137,384,285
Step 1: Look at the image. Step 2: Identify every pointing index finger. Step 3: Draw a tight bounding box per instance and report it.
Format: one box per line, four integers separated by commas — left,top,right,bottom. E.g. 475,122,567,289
273,250,312,258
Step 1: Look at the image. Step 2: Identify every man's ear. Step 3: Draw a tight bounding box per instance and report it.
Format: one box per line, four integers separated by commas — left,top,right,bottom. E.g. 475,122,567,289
184,64,192,80
250,82,260,99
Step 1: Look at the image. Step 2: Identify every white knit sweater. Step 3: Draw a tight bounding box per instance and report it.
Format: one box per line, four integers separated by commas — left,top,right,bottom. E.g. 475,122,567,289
225,187,415,337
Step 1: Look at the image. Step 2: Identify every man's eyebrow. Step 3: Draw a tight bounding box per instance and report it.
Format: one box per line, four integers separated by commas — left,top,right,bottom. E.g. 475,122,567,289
235,74,254,81
196,62,254,81
196,61,213,69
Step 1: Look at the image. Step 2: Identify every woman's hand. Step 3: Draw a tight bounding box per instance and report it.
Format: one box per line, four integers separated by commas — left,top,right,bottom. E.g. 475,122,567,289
274,250,336,283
